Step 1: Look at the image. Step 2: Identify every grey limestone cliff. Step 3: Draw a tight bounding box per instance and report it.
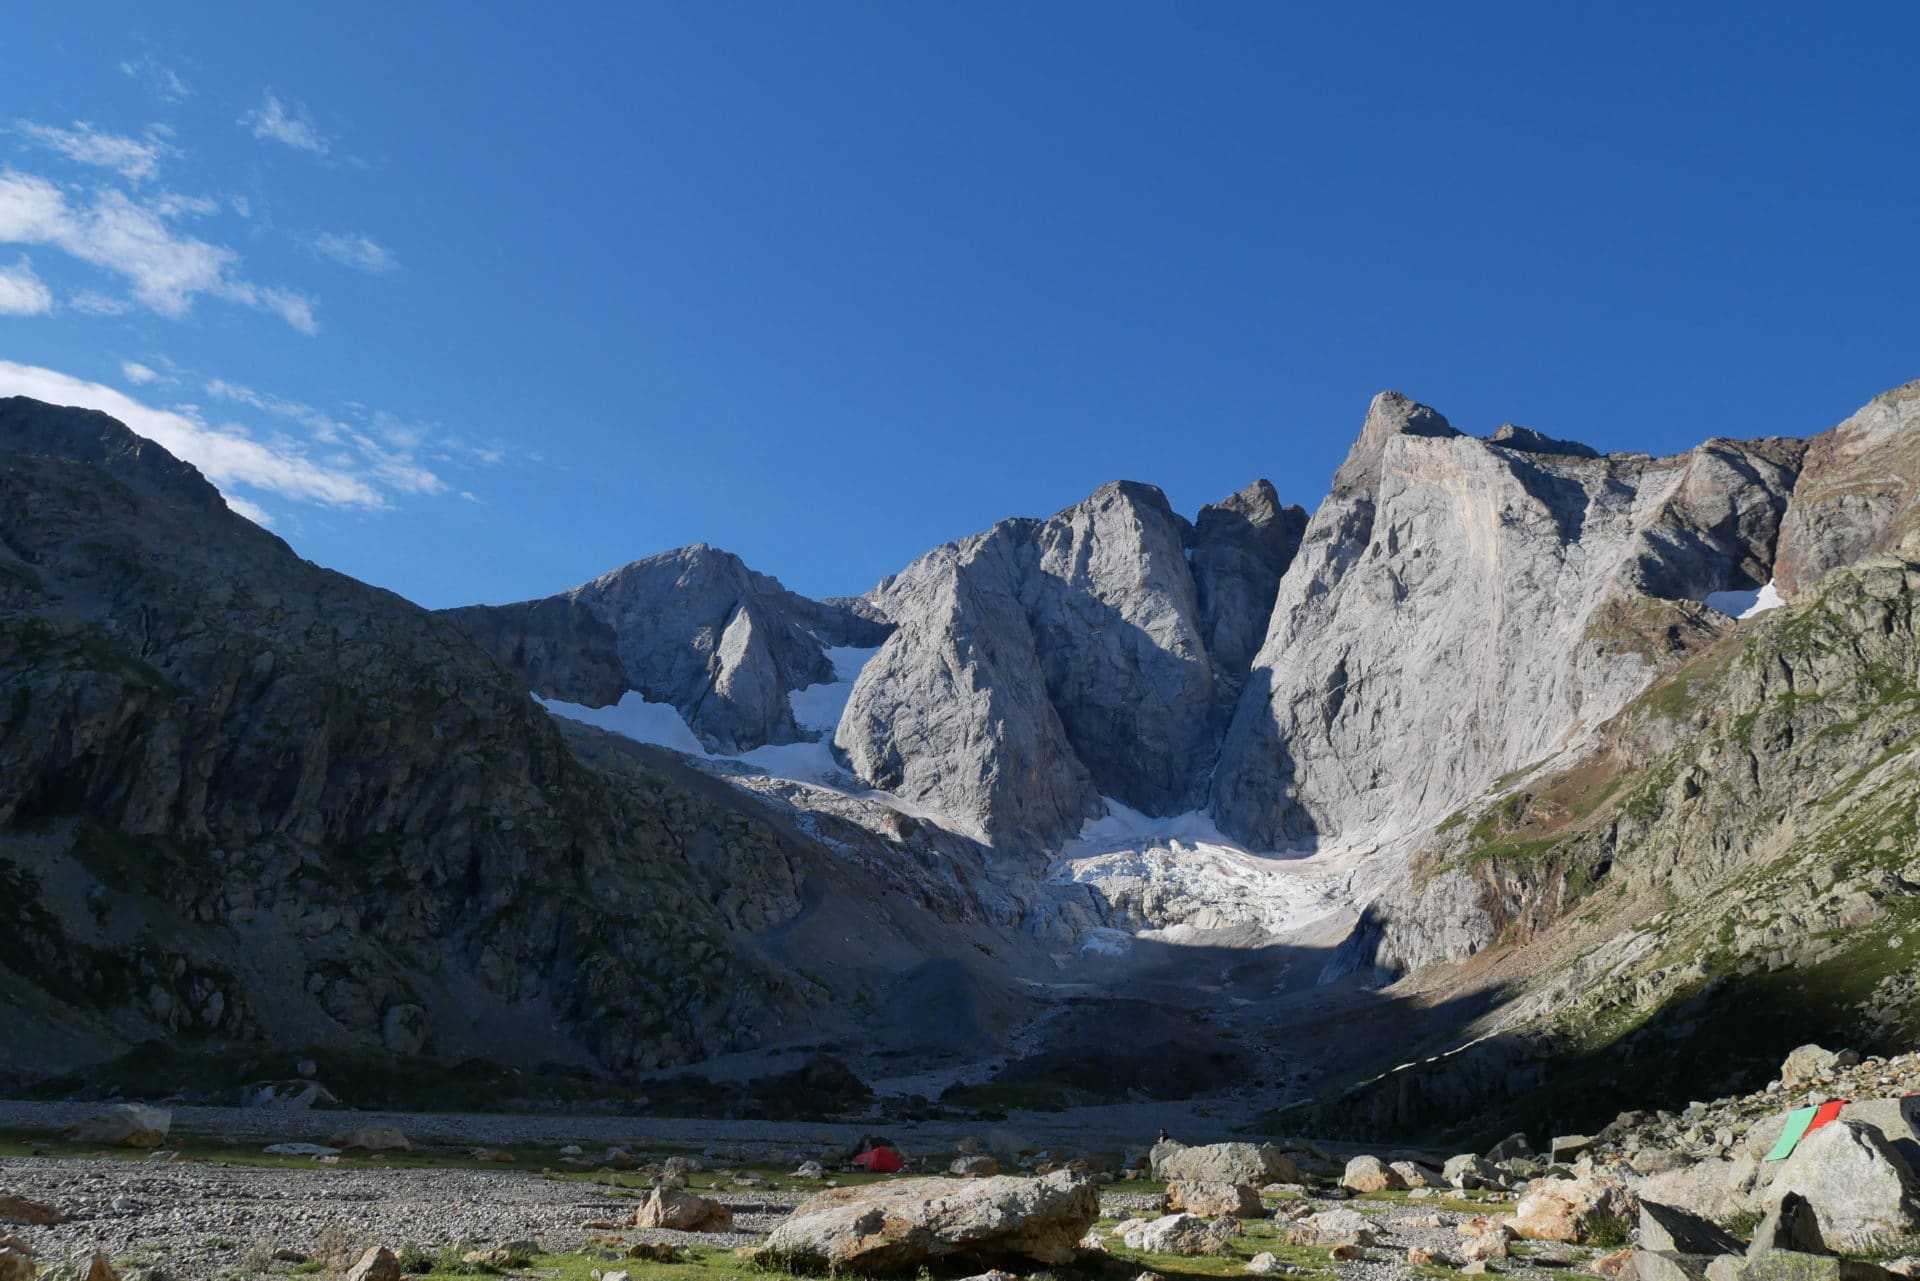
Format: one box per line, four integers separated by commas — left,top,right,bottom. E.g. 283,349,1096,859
1209,391,1805,848
837,479,1303,857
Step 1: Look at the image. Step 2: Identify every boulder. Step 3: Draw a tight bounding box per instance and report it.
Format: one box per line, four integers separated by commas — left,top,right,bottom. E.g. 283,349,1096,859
793,1160,825,1179
1155,1142,1300,1185
1637,1253,1719,1281
1781,1046,1860,1087
62,1105,170,1149
1768,1120,1920,1251
1711,1252,1892,1281
1511,1172,1637,1243
328,1126,411,1152
76,1256,120,1281
1165,1182,1263,1219
1120,1214,1239,1258
951,1156,1000,1178
1640,1202,1742,1256
1748,1099,1920,1173
662,1155,703,1177
344,1248,400,1281
1487,1133,1534,1163
1553,1136,1597,1164
1285,1208,1377,1249
759,1172,1097,1272
1247,1252,1284,1274
0,1197,66,1226
1446,1153,1500,1189
1635,1158,1762,1222
1747,1192,1826,1257
1390,1160,1437,1189
634,1187,732,1232
1341,1155,1406,1193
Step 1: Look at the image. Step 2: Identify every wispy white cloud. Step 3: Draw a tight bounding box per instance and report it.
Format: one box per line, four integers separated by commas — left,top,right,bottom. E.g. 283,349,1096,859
239,93,332,157
148,190,221,219
69,289,131,316
0,256,51,315
0,360,403,517
312,231,396,273
120,360,161,385
203,376,446,496
118,54,192,103
0,169,317,333
14,120,173,183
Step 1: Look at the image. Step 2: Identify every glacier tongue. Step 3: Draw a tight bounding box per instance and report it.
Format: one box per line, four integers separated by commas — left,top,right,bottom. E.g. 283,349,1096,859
1048,797,1350,938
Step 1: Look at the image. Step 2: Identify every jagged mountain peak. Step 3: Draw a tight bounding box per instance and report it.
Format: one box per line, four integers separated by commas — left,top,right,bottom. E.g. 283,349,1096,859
1486,422,1600,459
1329,390,1460,494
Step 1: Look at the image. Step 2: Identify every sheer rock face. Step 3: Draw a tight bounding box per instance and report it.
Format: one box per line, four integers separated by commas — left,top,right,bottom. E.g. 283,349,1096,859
1775,378,1920,599
1187,479,1308,682
838,480,1302,858
447,545,890,753
1209,392,1805,849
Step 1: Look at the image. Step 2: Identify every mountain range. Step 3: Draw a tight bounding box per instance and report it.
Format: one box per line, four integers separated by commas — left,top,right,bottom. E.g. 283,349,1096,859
3,376,1916,1142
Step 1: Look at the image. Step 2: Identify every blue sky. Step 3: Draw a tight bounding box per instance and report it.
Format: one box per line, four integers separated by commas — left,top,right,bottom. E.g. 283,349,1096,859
2,4,1917,607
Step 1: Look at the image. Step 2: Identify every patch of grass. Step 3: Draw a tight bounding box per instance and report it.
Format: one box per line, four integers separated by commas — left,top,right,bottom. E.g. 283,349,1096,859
1585,1210,1630,1249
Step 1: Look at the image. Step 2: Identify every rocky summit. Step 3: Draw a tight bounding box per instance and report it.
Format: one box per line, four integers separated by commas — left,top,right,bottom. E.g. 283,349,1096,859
6,375,1920,1277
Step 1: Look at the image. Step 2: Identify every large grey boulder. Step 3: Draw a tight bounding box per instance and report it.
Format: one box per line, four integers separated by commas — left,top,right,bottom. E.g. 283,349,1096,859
1340,1154,1405,1192
759,1172,1097,1272
1634,1158,1762,1222
61,1104,170,1149
1285,1208,1378,1249
1638,1254,1720,1281
1119,1213,1239,1256
1444,1153,1500,1189
1153,1141,1300,1186
1708,1252,1893,1281
1639,1201,1742,1256
1164,1181,1263,1218
1780,1044,1860,1086
1747,1192,1826,1257
1767,1121,1920,1252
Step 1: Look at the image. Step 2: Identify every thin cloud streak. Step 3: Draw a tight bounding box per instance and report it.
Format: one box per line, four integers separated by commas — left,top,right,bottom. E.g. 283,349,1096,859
312,231,397,273
14,120,172,182
0,169,317,332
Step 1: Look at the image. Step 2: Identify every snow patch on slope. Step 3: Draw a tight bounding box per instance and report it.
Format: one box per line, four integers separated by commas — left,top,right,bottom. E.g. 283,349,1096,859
1049,798,1349,941
537,679,969,835
535,691,708,755
1703,580,1785,619
788,644,880,734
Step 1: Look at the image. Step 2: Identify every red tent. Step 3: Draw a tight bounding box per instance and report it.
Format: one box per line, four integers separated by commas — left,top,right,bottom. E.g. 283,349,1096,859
850,1146,904,1173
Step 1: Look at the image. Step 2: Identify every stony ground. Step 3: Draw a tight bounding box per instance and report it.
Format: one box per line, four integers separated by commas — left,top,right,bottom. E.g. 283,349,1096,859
0,1112,1557,1281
